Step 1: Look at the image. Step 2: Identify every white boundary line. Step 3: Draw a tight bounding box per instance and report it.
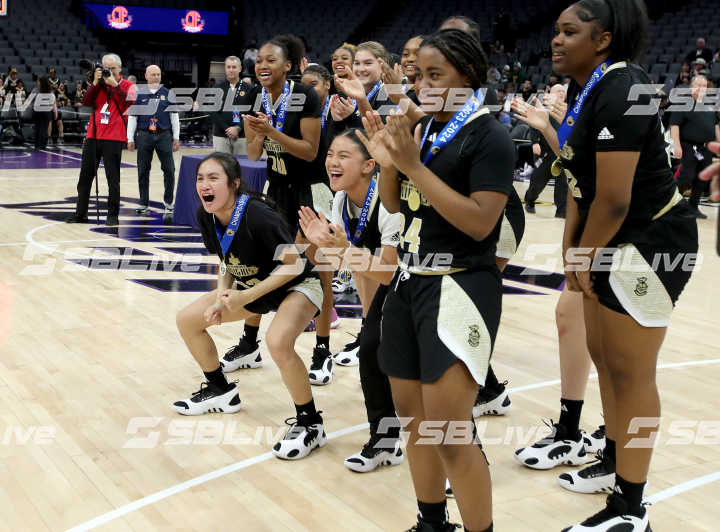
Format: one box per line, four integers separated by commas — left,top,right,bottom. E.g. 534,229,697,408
63,358,720,531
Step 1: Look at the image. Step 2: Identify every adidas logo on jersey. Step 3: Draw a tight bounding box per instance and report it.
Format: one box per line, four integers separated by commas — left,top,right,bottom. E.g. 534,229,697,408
597,127,615,140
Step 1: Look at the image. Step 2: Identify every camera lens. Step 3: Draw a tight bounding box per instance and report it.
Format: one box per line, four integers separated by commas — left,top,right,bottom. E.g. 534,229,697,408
102,68,111,78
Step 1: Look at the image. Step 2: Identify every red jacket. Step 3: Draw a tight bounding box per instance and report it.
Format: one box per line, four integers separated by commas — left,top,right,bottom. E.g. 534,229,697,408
83,77,135,141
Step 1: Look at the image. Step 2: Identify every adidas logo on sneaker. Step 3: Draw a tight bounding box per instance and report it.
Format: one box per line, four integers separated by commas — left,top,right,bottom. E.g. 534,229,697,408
598,127,615,140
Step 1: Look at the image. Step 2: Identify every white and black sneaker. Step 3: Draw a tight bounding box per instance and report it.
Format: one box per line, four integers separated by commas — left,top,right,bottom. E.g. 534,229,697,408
308,346,334,385
562,492,651,531
221,337,262,372
172,382,242,415
445,478,454,498
583,425,606,454
472,381,511,417
344,432,404,472
334,333,361,366
514,421,588,469
272,417,326,460
558,449,616,494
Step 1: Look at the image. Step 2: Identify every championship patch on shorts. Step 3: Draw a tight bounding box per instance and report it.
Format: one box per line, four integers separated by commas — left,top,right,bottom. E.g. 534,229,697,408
608,244,673,327
496,213,517,259
436,275,491,385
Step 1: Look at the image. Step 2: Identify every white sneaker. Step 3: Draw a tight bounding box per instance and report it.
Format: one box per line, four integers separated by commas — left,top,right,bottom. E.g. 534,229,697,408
172,382,242,415
164,202,174,215
272,418,326,460
221,338,262,372
334,335,360,366
344,436,404,473
472,382,511,417
582,425,606,454
514,421,588,470
558,450,615,494
445,478,455,498
308,346,333,385
562,493,650,531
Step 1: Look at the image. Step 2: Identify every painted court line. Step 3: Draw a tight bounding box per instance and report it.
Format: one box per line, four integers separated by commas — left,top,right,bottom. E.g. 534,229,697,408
64,358,720,531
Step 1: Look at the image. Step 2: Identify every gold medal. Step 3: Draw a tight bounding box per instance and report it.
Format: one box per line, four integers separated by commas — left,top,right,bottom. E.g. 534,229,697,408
220,262,227,275
560,144,574,161
551,158,563,177
408,189,421,211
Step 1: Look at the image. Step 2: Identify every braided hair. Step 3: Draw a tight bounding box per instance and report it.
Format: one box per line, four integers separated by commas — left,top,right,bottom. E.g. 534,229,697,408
419,29,488,89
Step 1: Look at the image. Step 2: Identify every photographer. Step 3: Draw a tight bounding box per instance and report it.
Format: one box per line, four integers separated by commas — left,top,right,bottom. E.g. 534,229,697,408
66,54,135,226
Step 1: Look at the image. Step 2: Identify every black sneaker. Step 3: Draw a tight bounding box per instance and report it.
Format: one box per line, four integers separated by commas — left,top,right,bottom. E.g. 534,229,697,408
583,424,606,454
334,331,361,366
558,448,616,494
272,415,326,460
221,337,262,372
66,213,89,223
524,202,536,214
344,430,404,472
472,381,511,417
514,420,588,470
562,492,650,531
308,346,333,385
405,514,461,532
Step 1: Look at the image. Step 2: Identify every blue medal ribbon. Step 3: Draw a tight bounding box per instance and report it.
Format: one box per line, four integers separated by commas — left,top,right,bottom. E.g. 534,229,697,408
321,95,330,132
214,194,250,263
342,180,376,245
354,81,383,117
556,60,614,148
419,87,487,165
261,80,292,132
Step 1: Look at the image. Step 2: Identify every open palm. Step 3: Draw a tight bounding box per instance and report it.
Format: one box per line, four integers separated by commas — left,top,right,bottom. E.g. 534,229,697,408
357,112,394,168
511,97,551,131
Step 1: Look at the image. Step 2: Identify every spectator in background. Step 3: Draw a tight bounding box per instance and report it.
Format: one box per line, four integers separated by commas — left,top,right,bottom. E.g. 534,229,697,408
501,65,511,85
510,61,527,85
685,37,713,65
549,73,560,86
14,81,27,107
73,81,86,108
33,76,56,150
127,75,138,84
51,88,69,145
487,63,501,85
207,77,216,88
127,64,179,217
243,41,258,74
211,56,250,155
693,58,708,77
48,68,60,92
670,74,719,219
520,79,534,101
3,67,22,94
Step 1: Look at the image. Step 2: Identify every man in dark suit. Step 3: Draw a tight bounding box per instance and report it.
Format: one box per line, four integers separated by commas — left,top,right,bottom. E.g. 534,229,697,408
210,56,252,155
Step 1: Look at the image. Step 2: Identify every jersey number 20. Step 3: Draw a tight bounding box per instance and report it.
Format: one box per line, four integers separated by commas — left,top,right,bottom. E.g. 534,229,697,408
269,155,287,176
403,217,423,253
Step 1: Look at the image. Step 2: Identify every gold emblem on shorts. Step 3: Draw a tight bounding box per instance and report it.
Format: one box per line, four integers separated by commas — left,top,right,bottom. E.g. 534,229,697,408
560,144,574,161
634,277,648,297
551,157,563,177
468,325,481,348
338,269,352,283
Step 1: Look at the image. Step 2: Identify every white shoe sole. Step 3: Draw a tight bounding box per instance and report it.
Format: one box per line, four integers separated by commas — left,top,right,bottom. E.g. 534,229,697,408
344,446,404,473
221,346,262,372
514,440,588,470
272,431,327,460
558,471,615,494
472,390,511,417
334,344,360,366
172,386,242,416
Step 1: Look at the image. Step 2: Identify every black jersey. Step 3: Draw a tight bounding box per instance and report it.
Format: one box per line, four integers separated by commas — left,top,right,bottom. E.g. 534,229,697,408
197,198,313,290
562,64,677,232
397,111,515,271
253,81,322,185
669,104,720,145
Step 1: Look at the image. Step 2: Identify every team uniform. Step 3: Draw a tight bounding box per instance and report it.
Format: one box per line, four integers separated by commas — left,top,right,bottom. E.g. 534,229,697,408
328,81,396,139
329,185,406,472
250,81,334,231
378,108,516,386
561,63,698,327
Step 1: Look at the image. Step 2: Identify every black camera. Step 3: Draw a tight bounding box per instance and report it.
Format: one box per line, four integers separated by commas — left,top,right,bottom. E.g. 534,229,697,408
78,59,111,83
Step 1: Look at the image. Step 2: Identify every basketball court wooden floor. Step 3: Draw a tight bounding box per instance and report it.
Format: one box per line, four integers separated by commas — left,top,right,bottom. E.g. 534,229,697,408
0,145,718,531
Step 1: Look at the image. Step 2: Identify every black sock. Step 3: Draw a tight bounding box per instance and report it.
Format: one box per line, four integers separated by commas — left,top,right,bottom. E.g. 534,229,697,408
484,365,500,390
295,399,321,425
604,437,616,464
558,398,584,438
615,474,645,516
203,367,229,391
361,316,366,326
417,500,447,524
316,335,329,350
243,324,259,345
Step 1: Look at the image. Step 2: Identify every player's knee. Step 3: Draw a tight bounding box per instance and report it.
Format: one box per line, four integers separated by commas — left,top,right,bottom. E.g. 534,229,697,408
265,330,294,365
176,304,200,333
